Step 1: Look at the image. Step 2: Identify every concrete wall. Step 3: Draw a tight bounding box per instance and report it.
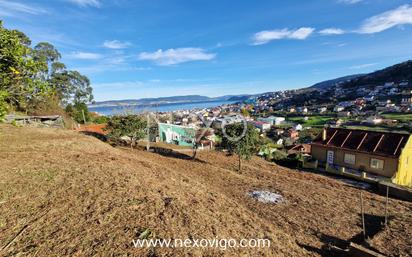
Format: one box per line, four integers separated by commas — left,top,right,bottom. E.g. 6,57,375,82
311,145,398,177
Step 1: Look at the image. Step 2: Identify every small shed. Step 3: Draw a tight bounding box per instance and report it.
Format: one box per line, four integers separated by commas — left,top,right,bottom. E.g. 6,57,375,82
5,114,64,128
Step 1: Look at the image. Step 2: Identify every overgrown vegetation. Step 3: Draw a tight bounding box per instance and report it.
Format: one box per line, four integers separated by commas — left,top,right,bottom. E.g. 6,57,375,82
0,90,7,121
65,102,90,124
0,21,93,122
105,115,147,149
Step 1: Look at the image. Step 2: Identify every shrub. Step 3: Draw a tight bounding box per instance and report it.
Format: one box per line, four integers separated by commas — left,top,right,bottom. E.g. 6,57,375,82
105,115,147,149
65,102,90,124
91,115,109,124
0,91,8,122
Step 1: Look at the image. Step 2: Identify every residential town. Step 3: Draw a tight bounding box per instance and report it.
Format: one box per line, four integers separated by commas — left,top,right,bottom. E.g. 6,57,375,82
147,78,412,192
2,1,412,256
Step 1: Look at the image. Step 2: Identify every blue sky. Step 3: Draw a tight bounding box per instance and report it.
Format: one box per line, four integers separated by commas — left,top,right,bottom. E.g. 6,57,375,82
1,0,412,101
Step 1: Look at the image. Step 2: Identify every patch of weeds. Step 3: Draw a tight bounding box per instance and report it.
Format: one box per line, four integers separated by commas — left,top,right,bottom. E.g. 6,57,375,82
102,212,116,224
0,190,13,203
138,228,152,239
11,120,21,127
0,219,6,228
34,170,56,182
127,197,146,205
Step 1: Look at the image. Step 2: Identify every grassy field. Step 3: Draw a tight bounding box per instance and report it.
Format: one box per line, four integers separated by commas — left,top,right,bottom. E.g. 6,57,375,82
287,115,334,126
344,125,410,133
1,124,412,256
382,113,412,122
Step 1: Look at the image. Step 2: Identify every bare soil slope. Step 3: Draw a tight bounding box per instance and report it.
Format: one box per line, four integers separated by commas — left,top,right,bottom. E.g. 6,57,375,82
0,125,411,256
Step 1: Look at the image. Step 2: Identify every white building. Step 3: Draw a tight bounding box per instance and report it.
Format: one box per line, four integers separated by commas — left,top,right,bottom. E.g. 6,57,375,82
294,124,303,131
334,106,345,112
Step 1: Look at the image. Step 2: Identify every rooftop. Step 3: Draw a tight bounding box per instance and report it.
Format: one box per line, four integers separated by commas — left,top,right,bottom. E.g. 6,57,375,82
312,128,410,158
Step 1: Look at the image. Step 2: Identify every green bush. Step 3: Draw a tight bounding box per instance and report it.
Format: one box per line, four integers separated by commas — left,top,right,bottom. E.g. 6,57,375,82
92,115,109,124
0,91,8,122
271,149,288,161
65,102,90,124
105,115,147,149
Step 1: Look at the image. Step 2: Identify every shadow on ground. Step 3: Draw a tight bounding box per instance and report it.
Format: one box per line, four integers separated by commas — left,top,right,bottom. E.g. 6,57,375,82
299,213,391,256
150,147,207,163
79,131,107,142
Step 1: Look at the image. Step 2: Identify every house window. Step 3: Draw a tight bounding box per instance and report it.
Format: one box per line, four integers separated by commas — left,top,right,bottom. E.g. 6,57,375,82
344,153,356,165
370,158,384,170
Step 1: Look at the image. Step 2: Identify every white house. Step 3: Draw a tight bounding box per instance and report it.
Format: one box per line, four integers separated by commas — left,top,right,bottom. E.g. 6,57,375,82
318,107,327,113
365,116,383,125
334,106,345,112
257,116,285,126
294,124,303,131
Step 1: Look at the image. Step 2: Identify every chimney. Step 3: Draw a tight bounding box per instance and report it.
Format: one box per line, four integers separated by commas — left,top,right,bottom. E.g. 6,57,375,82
322,128,327,141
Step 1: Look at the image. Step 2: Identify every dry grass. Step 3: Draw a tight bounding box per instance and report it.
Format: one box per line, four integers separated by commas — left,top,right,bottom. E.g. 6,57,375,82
0,124,411,256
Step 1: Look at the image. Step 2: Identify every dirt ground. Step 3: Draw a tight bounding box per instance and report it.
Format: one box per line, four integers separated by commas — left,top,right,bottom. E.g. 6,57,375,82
0,124,411,256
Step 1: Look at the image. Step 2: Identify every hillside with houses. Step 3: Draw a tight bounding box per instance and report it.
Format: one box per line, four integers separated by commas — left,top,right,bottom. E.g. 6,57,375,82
2,2,412,255
1,124,412,256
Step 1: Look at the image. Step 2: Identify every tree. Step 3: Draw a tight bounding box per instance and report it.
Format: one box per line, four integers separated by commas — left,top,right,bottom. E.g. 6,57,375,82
297,128,321,144
0,21,50,110
222,123,260,171
105,115,147,149
191,128,213,160
51,70,93,105
65,102,89,124
0,21,93,117
241,108,250,117
33,42,61,80
0,90,8,121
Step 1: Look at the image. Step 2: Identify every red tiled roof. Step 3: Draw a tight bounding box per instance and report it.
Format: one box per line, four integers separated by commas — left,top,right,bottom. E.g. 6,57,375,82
312,128,409,158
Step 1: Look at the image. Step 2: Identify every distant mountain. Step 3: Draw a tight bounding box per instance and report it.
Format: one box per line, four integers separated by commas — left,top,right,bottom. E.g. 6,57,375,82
90,94,249,107
310,74,364,89
226,95,253,101
341,60,412,88
310,60,412,90
91,60,412,109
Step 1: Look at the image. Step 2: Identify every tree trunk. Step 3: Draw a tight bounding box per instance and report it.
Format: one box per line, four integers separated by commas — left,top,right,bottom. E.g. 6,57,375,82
238,155,242,172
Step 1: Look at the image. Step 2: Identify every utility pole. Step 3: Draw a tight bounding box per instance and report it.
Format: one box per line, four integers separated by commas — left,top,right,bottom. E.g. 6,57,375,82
146,113,150,151
360,192,366,240
82,109,87,131
385,186,389,227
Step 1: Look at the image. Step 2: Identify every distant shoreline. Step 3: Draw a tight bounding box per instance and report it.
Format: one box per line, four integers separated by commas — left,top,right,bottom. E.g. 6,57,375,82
88,99,229,108
88,100,236,115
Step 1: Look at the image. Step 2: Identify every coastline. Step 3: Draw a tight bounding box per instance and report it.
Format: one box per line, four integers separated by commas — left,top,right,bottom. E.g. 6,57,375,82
89,100,236,115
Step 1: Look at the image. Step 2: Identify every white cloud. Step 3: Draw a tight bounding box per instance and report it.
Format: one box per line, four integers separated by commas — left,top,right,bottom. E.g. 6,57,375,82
138,48,216,66
68,51,103,60
103,40,132,49
67,0,100,7
319,28,345,35
252,27,315,45
358,5,412,34
0,0,47,16
350,63,378,69
289,28,315,39
338,0,363,4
